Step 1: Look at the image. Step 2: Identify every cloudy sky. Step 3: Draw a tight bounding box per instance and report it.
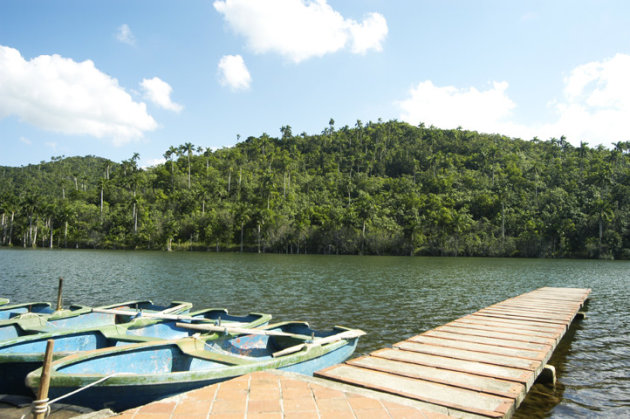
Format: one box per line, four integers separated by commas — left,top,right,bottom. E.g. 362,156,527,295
1,0,629,167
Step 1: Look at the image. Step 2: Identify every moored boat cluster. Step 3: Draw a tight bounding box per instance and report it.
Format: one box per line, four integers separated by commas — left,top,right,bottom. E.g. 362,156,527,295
0,296,364,412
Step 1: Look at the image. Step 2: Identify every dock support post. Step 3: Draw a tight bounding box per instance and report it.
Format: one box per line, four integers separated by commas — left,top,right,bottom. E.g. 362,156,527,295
576,311,587,320
537,364,556,386
33,339,54,419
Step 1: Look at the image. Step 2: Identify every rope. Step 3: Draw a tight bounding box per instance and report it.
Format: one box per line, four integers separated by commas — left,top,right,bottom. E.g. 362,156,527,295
12,312,41,320
21,372,130,418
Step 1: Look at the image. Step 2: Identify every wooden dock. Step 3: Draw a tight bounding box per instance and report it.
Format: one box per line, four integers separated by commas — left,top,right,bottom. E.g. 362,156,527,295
315,286,591,418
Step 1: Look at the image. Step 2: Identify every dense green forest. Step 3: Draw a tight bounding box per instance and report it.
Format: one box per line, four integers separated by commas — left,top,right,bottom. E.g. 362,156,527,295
1,120,629,258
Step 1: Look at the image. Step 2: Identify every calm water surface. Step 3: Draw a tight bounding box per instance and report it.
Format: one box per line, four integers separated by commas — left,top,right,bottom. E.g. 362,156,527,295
0,249,628,417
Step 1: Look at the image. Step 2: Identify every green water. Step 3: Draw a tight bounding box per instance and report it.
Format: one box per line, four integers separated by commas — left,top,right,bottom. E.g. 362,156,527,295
1,249,628,417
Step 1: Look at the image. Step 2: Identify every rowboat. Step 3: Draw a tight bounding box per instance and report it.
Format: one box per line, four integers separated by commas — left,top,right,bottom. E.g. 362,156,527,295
0,308,270,395
25,321,364,412
0,301,55,321
0,300,192,342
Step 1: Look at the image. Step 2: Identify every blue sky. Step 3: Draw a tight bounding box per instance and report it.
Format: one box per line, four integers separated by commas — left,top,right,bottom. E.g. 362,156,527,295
1,0,629,167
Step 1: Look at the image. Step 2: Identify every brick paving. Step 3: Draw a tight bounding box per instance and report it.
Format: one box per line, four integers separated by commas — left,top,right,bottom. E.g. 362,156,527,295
114,371,449,419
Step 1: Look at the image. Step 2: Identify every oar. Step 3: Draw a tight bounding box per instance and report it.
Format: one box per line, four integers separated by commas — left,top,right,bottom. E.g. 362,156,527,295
156,303,190,315
174,322,308,337
92,306,200,322
272,329,366,358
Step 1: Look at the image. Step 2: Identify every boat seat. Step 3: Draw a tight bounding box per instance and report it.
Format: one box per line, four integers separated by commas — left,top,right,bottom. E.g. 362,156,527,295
177,338,257,366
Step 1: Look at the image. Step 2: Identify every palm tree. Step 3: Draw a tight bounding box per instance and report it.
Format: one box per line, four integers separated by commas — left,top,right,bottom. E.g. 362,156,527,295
179,142,195,189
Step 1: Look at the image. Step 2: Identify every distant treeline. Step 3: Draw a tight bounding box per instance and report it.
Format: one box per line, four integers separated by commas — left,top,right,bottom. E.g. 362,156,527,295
1,120,629,258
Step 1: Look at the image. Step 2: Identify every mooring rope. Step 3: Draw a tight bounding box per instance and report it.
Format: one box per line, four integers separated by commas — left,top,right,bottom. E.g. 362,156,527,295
12,312,41,320
21,372,130,419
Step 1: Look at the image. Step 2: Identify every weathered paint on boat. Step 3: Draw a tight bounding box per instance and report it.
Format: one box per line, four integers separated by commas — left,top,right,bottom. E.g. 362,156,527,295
25,322,361,412
0,308,270,395
0,300,191,342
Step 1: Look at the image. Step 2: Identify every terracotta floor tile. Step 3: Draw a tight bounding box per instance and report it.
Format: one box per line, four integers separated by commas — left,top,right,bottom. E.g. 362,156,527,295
282,396,317,412
208,413,247,419
315,397,352,412
281,379,310,390
172,414,207,419
215,388,248,401
282,387,313,400
284,412,319,419
381,400,413,411
247,413,282,419
250,377,279,385
211,399,246,414
249,388,280,401
136,400,177,414
220,378,249,391
347,395,384,410
248,398,281,413
354,408,391,419
311,385,346,400
173,397,212,416
319,411,356,419
188,384,218,400
131,414,170,419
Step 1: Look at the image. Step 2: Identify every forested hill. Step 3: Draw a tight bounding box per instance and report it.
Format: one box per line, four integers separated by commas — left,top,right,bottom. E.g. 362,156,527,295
1,120,629,259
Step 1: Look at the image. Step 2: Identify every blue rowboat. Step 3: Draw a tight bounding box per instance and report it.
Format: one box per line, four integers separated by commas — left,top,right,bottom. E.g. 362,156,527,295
0,308,270,395
0,300,192,343
0,302,55,321
25,321,364,412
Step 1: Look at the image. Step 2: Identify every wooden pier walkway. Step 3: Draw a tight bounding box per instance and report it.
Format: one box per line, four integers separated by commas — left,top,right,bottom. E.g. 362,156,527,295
316,286,591,418
115,286,590,419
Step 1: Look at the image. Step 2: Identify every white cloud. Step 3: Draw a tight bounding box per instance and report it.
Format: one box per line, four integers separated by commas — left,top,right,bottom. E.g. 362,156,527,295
19,136,31,145
141,157,166,169
213,0,388,63
541,53,630,144
217,55,252,90
348,12,388,54
140,77,183,112
399,81,517,134
116,24,136,46
399,54,630,147
0,45,157,145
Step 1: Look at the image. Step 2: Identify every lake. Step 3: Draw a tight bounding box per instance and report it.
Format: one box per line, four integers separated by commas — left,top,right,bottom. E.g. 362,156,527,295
0,249,628,417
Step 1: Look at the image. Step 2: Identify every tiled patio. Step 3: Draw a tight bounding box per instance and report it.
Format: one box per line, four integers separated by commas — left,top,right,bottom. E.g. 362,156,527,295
114,370,449,419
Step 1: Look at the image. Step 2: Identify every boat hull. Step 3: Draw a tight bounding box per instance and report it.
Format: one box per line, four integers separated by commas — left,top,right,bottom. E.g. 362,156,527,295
42,338,357,412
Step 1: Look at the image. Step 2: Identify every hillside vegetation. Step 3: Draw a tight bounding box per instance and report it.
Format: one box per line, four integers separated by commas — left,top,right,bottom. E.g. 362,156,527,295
1,120,629,258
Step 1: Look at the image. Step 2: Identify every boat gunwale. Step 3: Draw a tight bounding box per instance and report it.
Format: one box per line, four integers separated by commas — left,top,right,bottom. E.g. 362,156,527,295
25,322,361,388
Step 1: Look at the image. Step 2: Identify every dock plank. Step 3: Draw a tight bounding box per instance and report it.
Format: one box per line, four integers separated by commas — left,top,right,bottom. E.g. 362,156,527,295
449,319,563,339
316,364,515,418
407,335,547,361
435,325,556,346
423,330,551,352
479,307,574,321
463,314,567,331
470,312,570,326
371,348,536,388
395,340,542,371
347,355,526,401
